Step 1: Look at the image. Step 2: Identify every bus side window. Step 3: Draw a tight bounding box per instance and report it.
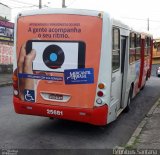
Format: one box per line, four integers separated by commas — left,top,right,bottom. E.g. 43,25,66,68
135,34,141,61
157,43,160,52
147,37,151,56
112,28,120,71
129,32,136,64
145,37,148,57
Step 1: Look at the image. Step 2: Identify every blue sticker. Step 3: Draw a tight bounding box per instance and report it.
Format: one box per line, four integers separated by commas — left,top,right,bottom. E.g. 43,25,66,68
64,68,94,84
18,73,63,81
24,89,35,102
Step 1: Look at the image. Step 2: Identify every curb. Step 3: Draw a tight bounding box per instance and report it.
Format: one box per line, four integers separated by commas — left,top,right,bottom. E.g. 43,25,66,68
125,98,160,148
0,81,12,87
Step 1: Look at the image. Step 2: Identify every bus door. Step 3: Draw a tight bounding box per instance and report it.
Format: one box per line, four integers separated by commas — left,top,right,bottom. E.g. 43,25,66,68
111,29,128,115
120,36,128,109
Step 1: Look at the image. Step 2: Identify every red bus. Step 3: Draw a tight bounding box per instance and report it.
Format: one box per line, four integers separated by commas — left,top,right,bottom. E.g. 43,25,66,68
12,9,153,126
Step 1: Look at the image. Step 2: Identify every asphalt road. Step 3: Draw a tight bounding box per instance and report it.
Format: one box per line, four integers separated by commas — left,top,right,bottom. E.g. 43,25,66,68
0,77,160,152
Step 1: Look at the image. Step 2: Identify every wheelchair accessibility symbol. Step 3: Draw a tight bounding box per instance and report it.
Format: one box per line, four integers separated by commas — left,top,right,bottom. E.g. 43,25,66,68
24,89,35,102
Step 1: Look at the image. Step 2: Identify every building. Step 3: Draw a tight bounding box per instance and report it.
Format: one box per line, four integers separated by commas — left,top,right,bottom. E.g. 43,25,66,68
153,39,160,64
0,3,13,73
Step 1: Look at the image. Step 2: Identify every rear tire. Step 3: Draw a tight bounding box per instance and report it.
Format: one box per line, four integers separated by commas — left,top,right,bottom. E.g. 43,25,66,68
124,87,132,113
141,73,148,90
140,79,146,90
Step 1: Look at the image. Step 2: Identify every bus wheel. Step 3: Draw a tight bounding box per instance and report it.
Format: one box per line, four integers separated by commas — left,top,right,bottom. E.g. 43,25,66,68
124,87,132,113
141,80,146,90
141,74,148,90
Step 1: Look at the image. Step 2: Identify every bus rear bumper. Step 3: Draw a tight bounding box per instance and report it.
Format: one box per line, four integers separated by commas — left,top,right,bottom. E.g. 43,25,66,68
13,97,108,126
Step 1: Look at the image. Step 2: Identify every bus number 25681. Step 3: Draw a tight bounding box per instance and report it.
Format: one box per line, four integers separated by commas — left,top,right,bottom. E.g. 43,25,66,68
47,109,63,116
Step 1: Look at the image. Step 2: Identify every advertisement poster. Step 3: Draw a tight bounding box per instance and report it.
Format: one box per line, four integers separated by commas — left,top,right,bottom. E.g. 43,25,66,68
16,13,102,108
0,20,14,42
0,44,13,65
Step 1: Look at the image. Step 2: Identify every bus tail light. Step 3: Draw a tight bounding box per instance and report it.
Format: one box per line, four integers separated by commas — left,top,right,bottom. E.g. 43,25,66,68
12,69,18,96
97,91,104,97
98,83,105,89
12,75,18,89
96,83,106,105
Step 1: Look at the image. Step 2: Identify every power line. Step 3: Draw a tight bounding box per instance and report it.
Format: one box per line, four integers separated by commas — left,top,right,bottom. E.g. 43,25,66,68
121,17,147,21
0,1,26,8
0,0,38,8
150,25,160,30
121,16,160,23
11,5,38,9
11,4,48,9
0,12,10,16
150,19,160,23
0,0,40,10
5,0,37,6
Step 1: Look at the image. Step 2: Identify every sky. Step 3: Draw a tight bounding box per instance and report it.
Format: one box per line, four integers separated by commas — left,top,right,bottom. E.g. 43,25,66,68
1,0,160,38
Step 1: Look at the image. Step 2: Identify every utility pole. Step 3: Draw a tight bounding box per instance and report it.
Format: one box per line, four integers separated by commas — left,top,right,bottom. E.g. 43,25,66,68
147,18,149,31
39,0,42,9
62,0,66,8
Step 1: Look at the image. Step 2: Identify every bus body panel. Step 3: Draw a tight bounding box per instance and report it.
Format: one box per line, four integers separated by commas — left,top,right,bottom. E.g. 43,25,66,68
94,13,112,107
132,60,141,96
138,39,145,89
108,22,131,123
138,35,153,90
13,97,108,126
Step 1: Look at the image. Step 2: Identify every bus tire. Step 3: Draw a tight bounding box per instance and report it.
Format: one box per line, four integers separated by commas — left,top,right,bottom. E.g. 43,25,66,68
140,80,146,90
141,74,148,90
124,87,132,113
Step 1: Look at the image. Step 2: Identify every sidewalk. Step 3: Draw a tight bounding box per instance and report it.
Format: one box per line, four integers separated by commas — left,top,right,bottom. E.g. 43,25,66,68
125,98,160,149
0,73,12,86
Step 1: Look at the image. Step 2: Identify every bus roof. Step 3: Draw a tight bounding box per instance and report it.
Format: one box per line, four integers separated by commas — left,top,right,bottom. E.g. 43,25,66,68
16,8,153,38
112,18,130,30
16,8,109,18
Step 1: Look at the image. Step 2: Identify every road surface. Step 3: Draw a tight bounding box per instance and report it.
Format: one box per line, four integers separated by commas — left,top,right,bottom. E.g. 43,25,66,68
0,77,160,153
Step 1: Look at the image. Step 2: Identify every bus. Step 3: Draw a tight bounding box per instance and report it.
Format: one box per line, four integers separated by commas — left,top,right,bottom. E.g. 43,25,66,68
12,9,153,126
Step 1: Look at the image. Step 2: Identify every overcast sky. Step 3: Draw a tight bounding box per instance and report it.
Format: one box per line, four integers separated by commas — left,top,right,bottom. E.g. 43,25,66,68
1,0,160,38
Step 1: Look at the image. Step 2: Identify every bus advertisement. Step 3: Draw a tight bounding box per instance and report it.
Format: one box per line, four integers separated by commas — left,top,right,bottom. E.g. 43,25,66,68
12,9,153,126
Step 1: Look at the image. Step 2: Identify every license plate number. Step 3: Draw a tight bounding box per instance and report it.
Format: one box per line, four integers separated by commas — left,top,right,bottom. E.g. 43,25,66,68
49,94,63,100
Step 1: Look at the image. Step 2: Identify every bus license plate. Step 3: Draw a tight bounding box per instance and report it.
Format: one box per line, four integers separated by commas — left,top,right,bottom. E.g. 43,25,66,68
49,94,63,100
